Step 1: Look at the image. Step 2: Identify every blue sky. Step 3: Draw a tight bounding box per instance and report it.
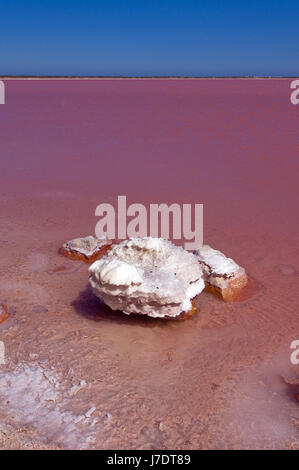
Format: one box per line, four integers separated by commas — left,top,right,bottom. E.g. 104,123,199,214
0,0,298,76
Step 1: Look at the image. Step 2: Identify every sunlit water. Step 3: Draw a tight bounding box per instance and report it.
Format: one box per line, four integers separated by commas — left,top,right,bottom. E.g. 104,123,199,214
0,79,298,449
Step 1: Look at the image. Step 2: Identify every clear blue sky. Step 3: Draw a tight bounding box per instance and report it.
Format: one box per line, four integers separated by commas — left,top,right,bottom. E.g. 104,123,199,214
0,0,298,76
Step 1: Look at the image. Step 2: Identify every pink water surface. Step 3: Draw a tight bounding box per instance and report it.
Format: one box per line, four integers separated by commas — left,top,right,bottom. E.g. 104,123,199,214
0,79,298,449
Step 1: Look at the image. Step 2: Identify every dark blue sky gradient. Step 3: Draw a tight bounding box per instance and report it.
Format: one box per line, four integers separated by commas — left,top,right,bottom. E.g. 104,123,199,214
0,0,298,76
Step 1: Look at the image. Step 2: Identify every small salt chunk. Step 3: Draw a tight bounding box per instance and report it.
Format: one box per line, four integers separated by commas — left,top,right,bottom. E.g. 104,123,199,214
85,406,96,418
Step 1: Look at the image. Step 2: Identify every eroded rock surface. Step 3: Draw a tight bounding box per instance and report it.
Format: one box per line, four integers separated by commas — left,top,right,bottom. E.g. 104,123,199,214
59,236,111,263
89,238,205,318
194,245,248,301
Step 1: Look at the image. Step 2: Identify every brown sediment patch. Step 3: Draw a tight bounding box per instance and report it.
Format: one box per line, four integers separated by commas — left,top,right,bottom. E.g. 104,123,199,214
177,300,198,321
0,421,62,450
0,304,16,332
0,305,10,324
204,275,263,303
47,262,79,275
52,265,69,273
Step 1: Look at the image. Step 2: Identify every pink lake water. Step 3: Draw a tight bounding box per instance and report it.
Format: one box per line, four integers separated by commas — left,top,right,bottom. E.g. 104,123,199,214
0,79,298,449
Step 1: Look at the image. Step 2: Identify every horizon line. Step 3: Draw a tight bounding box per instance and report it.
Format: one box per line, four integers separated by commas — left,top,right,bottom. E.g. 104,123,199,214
0,75,298,80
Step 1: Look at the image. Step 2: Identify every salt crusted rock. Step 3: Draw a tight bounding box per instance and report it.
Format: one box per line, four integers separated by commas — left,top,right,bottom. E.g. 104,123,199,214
59,236,111,263
89,237,205,319
193,245,248,301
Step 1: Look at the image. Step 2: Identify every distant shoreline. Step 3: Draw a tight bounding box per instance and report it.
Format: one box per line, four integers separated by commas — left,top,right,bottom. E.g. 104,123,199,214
0,76,296,80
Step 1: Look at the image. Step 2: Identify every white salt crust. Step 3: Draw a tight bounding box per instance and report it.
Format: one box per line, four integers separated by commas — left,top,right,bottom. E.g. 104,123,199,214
0,363,97,449
193,245,245,288
89,238,205,319
65,236,109,257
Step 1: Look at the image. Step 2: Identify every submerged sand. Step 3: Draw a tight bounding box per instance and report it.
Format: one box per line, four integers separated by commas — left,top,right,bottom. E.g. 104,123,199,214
0,79,298,449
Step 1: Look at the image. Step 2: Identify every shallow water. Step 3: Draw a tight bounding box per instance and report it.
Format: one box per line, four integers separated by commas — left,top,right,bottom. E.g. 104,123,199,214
0,79,298,449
